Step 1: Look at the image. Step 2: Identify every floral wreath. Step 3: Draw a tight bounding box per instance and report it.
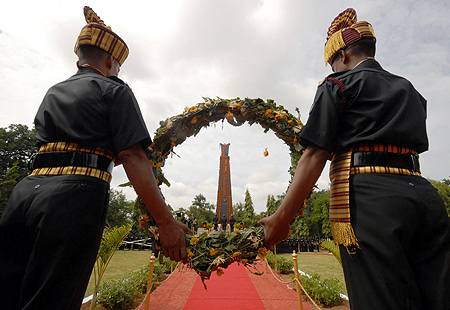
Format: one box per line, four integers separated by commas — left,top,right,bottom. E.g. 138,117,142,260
133,97,306,285
136,97,305,228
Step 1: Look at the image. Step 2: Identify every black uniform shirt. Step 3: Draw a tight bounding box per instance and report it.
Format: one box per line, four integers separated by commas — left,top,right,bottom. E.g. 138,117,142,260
34,67,152,156
300,60,428,154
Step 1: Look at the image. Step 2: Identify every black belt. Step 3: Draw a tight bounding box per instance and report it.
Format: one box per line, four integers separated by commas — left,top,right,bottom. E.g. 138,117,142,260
352,151,420,173
30,152,114,174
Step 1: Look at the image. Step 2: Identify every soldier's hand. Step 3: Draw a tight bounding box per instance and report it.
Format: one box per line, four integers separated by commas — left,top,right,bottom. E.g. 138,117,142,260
158,219,192,263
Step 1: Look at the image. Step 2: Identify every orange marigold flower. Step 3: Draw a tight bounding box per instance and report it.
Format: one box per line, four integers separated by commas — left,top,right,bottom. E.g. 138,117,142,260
155,244,161,250
138,218,145,224
139,224,145,229
274,113,283,121
258,247,269,259
234,228,240,234
189,106,198,113
288,230,293,236
232,252,241,260
217,269,225,277
190,116,197,124
293,136,298,145
143,214,149,221
297,119,304,126
209,248,220,256
288,119,294,124
156,162,163,169
156,152,162,157
224,111,234,120
265,109,273,117
264,148,269,157
190,237,200,245
188,251,195,258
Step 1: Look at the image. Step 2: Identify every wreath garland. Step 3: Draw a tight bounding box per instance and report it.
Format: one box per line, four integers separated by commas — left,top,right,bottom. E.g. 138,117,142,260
133,97,307,284
136,97,305,225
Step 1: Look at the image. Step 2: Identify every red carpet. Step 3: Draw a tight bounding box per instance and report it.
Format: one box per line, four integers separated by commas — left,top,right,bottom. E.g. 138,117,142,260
183,263,265,309
141,261,313,310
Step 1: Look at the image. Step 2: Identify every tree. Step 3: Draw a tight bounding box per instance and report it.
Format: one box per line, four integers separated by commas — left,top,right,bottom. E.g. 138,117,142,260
0,124,37,180
429,178,450,216
265,194,277,216
0,161,20,217
186,193,215,225
289,189,331,239
243,188,256,228
232,202,245,223
106,189,134,228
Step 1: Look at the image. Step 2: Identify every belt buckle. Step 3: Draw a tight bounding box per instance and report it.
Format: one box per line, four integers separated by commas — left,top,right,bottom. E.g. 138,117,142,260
411,154,418,173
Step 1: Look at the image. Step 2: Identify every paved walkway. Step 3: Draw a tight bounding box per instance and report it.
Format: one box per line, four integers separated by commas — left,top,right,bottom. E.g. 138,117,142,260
138,260,313,310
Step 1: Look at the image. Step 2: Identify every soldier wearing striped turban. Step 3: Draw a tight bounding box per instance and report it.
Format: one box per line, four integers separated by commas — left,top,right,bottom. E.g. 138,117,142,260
260,8,450,309
0,7,190,309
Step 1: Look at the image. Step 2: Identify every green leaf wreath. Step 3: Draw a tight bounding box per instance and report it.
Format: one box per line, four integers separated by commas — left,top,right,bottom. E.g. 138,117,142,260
131,97,305,283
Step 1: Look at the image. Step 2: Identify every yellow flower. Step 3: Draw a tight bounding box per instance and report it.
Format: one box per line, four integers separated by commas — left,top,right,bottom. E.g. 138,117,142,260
234,228,240,234
265,109,273,117
209,248,220,256
232,252,241,260
217,269,225,277
288,119,294,124
241,259,248,264
138,218,145,224
155,162,163,169
189,106,198,113
258,247,268,259
150,160,156,168
297,119,304,126
190,116,198,124
224,111,234,120
264,148,269,157
293,136,298,145
143,214,149,221
190,237,200,245
274,113,283,121
188,251,195,258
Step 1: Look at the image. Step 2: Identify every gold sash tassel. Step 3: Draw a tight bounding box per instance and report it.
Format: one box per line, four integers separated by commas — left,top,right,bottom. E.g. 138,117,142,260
329,143,420,253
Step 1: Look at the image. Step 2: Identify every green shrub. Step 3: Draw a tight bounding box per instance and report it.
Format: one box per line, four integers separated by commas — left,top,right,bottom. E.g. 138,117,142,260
96,257,172,309
96,278,136,310
265,252,294,274
299,273,343,307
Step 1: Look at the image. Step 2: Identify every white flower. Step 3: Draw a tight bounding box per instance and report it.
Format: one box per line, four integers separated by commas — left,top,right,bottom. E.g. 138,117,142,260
212,255,226,266
248,236,260,248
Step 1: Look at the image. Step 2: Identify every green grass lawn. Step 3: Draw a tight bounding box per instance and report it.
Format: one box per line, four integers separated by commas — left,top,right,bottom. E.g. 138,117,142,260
278,251,347,295
84,250,158,297
84,249,347,298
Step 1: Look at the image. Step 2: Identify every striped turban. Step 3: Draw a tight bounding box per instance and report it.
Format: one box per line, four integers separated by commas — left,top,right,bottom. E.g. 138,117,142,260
324,8,376,65
74,6,129,66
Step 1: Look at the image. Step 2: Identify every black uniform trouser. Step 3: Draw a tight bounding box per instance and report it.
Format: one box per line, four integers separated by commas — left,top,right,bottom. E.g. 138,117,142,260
340,173,450,310
0,175,109,310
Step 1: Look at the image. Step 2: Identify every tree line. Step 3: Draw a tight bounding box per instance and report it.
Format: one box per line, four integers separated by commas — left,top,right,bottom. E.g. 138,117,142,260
1,123,449,238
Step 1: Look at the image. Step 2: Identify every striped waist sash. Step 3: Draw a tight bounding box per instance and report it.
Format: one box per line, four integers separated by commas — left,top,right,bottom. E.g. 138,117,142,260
30,142,115,184
329,143,421,252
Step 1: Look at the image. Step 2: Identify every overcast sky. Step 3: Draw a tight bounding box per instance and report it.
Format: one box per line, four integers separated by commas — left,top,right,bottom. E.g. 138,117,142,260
1,0,449,215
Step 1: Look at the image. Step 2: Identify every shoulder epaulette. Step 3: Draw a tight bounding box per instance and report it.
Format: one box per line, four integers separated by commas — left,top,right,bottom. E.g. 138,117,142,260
327,77,347,104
